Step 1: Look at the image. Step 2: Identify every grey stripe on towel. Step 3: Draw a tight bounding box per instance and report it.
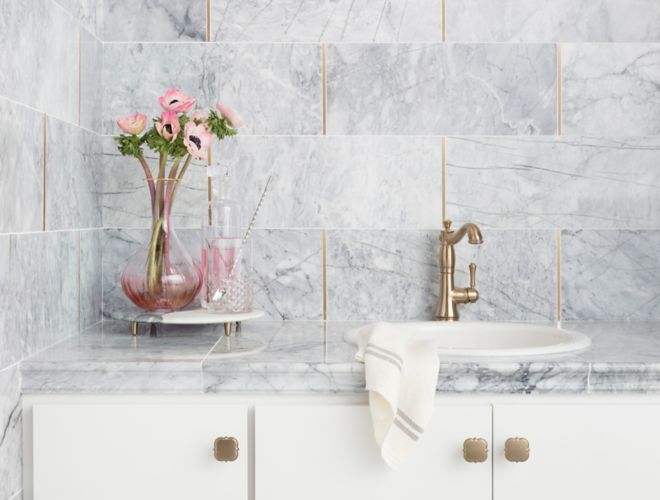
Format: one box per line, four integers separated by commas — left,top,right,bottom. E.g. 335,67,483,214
364,349,402,371
394,418,419,441
366,343,404,364
396,409,424,434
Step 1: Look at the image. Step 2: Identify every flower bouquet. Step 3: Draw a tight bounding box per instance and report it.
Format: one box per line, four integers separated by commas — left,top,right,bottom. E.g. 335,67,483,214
115,88,243,311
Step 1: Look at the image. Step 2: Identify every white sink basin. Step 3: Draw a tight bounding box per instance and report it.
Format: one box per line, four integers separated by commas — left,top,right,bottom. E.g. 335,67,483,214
345,322,591,358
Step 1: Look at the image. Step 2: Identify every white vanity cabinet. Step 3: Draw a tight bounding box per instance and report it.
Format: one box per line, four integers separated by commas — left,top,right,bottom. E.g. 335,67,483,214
24,396,660,500
29,402,248,500
255,404,492,500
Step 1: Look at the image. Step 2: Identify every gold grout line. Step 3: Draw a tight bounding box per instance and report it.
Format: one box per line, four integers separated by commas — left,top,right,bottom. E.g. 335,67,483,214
322,229,327,320
42,114,48,232
557,43,562,136
322,44,327,135
441,0,446,41
556,229,561,321
441,136,446,222
206,0,211,42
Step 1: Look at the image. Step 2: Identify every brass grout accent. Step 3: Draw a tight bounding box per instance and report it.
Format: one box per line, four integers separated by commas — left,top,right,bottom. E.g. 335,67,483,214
441,136,446,222
557,43,562,136
322,229,328,320
322,44,327,135
206,0,211,42
556,229,561,321
42,114,48,231
441,0,446,41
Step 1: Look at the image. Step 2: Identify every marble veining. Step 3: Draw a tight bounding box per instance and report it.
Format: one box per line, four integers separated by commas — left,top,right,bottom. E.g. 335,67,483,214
446,136,660,229
79,29,103,133
0,0,78,123
252,229,324,320
103,0,206,41
0,366,21,500
211,0,442,42
46,117,102,231
53,0,101,36
327,43,557,135
0,232,79,370
102,137,208,229
563,44,660,135
19,320,660,394
562,230,660,321
0,98,44,234
446,0,660,42
80,230,103,329
102,43,322,135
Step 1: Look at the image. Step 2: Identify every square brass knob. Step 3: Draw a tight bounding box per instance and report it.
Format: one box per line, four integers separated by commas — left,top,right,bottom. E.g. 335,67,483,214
505,437,530,462
463,438,488,463
214,437,239,462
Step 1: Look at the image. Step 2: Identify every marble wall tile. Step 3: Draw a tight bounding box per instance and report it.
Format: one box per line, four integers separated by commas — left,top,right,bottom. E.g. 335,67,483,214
46,117,102,231
103,0,206,41
0,231,79,370
80,29,103,133
0,0,78,122
80,229,103,329
0,98,44,234
326,229,556,321
327,43,556,135
454,230,557,321
102,43,322,135
326,230,439,320
563,44,660,136
446,0,660,42
102,137,208,229
562,230,660,320
0,366,21,500
211,0,442,42
252,229,324,320
219,135,442,229
446,136,660,229
53,0,102,36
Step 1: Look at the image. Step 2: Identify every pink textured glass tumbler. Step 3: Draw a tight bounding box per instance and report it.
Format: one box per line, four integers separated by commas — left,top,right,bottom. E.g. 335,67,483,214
202,227,253,313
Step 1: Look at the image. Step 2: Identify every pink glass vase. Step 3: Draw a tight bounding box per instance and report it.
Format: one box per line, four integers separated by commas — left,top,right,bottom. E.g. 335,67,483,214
120,178,202,312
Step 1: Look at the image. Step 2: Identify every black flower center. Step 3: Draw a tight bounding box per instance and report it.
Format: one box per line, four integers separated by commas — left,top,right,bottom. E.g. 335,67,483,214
164,124,173,134
189,135,201,149
169,99,180,105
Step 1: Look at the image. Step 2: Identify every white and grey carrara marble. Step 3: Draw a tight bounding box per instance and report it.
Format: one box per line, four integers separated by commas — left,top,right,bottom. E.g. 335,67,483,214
0,366,22,500
102,43,322,135
80,229,103,329
327,43,557,135
19,320,660,394
211,0,442,42
80,28,103,133
53,0,102,36
103,0,206,41
562,230,660,321
446,136,660,229
446,0,660,42
220,135,442,229
46,117,103,231
563,44,660,136
0,0,78,123
0,98,44,234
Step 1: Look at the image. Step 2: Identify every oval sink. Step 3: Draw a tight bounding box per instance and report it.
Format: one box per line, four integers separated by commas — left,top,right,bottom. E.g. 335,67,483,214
345,322,591,358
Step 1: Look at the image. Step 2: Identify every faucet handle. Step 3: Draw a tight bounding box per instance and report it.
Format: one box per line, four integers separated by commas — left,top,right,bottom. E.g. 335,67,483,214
469,263,477,289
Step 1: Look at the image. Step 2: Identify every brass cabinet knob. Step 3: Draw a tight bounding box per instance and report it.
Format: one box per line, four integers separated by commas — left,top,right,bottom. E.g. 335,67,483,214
213,437,239,462
463,438,489,463
504,437,530,462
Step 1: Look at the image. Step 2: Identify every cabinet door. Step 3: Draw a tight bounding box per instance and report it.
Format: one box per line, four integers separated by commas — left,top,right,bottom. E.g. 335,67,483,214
256,404,491,500
32,403,247,500
494,403,660,500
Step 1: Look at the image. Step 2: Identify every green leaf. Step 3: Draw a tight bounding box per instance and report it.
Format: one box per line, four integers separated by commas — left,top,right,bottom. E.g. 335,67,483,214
115,134,144,158
206,110,239,141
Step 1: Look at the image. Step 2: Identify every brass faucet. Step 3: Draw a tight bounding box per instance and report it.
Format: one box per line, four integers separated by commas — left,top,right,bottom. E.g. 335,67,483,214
435,220,483,321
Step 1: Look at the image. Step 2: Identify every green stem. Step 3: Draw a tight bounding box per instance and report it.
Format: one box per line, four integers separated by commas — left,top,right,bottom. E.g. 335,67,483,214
146,217,164,296
170,154,193,206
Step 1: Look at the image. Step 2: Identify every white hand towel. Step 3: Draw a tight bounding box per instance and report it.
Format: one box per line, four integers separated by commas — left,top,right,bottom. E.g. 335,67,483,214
354,322,439,469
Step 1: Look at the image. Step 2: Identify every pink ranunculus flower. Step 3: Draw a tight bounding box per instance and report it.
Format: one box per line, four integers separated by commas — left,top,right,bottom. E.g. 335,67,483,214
155,111,181,142
183,122,212,160
215,103,244,129
117,113,148,135
159,88,196,113
190,109,207,124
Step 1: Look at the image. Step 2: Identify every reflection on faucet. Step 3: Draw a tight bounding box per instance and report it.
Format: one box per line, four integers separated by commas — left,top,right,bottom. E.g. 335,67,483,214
435,220,483,321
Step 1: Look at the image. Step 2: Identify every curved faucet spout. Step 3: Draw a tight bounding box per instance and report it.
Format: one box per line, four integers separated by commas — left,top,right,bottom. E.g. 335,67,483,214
443,222,483,246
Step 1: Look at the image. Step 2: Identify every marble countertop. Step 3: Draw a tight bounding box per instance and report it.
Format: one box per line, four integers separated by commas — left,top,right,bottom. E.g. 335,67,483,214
20,320,660,394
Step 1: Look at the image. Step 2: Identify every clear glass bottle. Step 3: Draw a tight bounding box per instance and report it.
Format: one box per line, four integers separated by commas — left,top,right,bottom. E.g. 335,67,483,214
209,164,242,237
